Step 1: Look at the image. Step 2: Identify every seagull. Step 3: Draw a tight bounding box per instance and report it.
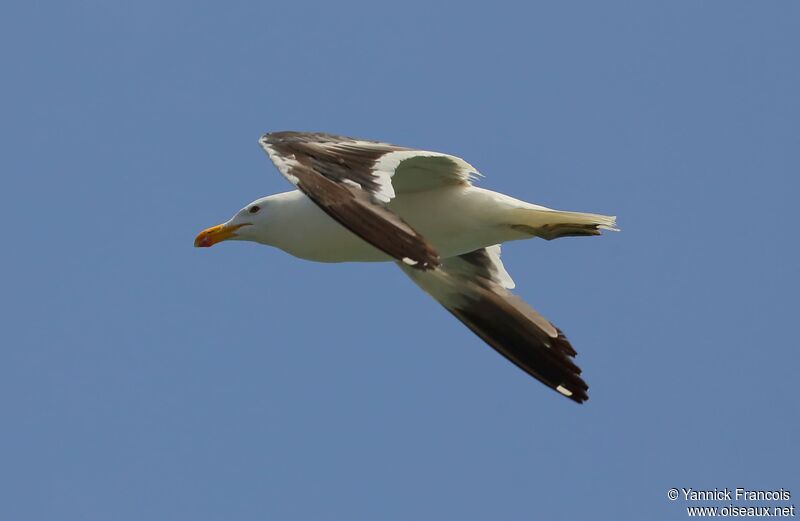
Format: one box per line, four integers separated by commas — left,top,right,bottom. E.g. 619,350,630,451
195,131,617,403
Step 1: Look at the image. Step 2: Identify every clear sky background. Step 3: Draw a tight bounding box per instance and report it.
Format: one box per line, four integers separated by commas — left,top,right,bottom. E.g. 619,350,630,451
2,1,797,520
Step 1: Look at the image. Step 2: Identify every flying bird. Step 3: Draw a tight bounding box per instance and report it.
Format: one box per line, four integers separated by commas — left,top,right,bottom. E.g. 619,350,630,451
195,131,617,403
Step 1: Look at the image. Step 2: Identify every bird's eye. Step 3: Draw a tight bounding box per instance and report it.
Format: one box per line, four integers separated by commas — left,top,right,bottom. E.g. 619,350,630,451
249,205,260,214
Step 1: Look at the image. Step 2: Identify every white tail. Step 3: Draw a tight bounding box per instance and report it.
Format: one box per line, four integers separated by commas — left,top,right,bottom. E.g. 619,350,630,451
511,206,618,240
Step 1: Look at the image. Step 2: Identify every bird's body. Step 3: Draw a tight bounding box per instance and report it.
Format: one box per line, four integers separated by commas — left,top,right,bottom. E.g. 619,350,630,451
257,186,545,263
195,131,617,403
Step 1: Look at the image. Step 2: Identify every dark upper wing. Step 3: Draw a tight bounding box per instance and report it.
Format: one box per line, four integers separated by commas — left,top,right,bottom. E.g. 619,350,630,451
399,245,589,403
259,131,480,270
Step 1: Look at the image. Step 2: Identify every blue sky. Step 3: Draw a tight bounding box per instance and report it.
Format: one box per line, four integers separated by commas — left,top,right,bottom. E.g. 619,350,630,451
2,1,797,519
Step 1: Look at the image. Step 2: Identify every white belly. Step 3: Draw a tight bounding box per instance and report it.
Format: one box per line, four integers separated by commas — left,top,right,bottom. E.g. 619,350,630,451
269,187,526,263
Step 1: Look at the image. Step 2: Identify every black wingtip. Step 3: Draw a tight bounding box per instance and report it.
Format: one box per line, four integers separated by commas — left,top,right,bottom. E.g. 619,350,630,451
558,381,589,404
452,299,589,405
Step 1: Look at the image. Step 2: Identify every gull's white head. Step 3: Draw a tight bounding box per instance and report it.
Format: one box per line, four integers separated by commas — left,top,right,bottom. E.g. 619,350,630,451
194,196,273,248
